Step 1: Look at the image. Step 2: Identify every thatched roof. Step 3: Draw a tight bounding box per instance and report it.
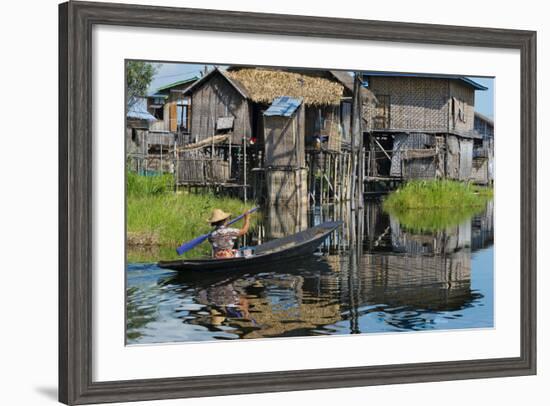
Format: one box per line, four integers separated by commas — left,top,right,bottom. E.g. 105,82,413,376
225,68,345,106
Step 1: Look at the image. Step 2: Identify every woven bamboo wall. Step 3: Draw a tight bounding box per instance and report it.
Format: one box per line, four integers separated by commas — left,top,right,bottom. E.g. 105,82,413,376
189,73,251,144
365,77,449,131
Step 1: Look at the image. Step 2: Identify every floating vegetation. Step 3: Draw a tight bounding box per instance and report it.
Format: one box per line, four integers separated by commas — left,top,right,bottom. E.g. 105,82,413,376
383,180,493,232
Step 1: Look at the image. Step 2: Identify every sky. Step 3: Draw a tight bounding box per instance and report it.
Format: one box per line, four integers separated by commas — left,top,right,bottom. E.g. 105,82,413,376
148,62,494,119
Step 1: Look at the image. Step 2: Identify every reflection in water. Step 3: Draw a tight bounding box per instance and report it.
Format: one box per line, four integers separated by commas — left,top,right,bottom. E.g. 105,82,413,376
126,200,494,344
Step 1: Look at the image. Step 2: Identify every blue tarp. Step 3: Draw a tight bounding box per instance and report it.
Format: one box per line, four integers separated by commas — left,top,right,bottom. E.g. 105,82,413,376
263,96,303,117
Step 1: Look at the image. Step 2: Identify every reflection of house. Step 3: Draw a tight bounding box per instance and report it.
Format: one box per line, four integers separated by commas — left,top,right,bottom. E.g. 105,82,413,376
340,220,475,321
356,251,473,312
471,200,494,251
361,73,488,181
173,261,342,339
348,200,480,319
471,112,494,185
263,203,308,239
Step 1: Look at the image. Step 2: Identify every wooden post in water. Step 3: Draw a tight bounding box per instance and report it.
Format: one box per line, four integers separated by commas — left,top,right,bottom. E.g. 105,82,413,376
243,134,247,203
355,73,364,209
350,72,363,209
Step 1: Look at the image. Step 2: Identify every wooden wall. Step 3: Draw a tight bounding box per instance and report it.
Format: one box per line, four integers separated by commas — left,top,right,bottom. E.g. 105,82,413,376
390,133,437,178
340,101,352,145
449,80,475,137
444,135,473,181
264,104,305,168
189,72,251,144
474,115,494,138
176,150,230,184
471,157,490,184
459,138,473,180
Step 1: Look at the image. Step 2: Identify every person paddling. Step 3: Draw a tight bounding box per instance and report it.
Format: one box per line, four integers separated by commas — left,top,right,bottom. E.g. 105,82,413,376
207,209,250,259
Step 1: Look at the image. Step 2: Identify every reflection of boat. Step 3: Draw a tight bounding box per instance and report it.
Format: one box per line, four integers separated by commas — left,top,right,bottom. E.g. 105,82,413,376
158,221,342,272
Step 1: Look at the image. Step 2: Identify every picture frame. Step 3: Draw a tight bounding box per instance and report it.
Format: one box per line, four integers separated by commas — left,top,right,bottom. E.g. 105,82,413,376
59,1,537,404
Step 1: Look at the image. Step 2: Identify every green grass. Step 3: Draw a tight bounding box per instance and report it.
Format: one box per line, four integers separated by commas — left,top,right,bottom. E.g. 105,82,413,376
383,180,492,210
383,180,493,232
127,170,175,196
126,172,255,262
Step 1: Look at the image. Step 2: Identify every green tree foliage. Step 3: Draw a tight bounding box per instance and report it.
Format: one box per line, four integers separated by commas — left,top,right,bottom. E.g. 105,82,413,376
126,61,159,108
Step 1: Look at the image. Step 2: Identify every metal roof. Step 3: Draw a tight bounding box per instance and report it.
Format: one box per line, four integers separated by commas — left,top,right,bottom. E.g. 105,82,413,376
263,96,303,117
153,76,199,93
127,98,157,122
362,72,488,90
148,93,169,99
474,111,494,126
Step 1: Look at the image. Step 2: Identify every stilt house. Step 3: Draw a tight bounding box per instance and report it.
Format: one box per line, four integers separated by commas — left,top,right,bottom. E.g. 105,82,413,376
178,67,366,198
146,76,198,144
361,72,488,181
471,112,494,185
126,97,159,173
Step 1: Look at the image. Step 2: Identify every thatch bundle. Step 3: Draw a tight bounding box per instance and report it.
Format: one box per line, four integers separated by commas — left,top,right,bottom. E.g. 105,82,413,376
226,68,344,106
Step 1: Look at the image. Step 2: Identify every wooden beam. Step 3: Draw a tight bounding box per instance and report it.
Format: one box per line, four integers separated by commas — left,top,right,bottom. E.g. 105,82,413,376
372,136,392,162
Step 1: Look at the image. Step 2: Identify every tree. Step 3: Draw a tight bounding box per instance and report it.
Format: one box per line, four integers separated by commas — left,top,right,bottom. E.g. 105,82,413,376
126,61,159,108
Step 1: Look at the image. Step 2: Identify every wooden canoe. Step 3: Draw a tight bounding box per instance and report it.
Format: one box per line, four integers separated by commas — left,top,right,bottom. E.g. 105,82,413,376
158,221,342,272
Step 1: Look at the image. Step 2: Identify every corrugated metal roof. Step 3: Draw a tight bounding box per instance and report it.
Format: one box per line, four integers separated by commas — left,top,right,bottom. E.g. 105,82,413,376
127,98,157,122
153,76,199,93
474,111,494,126
148,93,169,99
263,96,303,117
362,72,488,90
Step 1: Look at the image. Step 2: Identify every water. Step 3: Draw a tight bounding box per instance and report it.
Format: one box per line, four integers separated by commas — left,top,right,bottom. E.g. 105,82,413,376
126,200,494,344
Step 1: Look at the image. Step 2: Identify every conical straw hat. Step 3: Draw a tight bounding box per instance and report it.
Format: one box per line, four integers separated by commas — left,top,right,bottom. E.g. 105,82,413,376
207,209,231,223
